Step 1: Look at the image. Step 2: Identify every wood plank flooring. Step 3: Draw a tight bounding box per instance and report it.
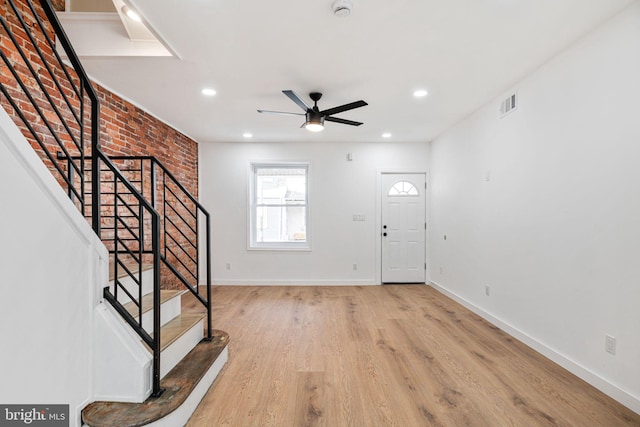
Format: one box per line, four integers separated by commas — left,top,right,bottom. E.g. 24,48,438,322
184,285,640,426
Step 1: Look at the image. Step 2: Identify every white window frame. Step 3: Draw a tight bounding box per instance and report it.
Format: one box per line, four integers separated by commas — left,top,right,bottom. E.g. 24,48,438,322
248,162,311,251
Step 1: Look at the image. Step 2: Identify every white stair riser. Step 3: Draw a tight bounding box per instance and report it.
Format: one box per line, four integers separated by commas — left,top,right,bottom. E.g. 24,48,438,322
160,319,205,378
108,269,154,304
139,295,181,330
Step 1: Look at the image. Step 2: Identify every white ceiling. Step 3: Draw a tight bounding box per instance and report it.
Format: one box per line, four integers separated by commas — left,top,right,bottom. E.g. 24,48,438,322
70,0,635,144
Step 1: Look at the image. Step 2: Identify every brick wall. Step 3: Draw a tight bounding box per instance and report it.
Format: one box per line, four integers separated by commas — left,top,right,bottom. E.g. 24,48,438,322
1,0,201,290
0,0,198,197
96,86,198,197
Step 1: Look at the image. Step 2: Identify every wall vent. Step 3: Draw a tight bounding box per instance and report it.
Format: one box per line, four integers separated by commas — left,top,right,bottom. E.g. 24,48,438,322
500,93,517,117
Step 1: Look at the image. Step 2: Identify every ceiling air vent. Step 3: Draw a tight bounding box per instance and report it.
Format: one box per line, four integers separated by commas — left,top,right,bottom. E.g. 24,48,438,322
500,93,517,117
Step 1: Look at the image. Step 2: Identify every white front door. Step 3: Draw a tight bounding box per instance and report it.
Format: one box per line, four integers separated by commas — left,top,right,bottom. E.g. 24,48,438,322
381,173,426,283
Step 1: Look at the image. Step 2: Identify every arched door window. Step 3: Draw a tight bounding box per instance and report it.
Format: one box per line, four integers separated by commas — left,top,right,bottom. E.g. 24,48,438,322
388,181,419,196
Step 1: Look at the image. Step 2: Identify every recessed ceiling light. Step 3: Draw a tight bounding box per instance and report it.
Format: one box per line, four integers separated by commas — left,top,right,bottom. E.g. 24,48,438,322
243,133,253,138
382,133,392,138
201,88,217,96
332,0,353,17
122,6,142,23
413,89,428,98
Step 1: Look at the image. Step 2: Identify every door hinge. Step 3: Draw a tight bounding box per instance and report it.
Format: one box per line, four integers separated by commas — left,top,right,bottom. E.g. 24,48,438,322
425,222,427,230
424,262,427,270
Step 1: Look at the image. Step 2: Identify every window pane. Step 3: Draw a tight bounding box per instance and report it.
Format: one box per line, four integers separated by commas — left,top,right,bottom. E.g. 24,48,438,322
256,168,306,205
251,163,309,249
255,206,307,243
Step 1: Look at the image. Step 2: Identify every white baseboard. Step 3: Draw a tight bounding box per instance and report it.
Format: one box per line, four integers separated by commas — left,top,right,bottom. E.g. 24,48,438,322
429,281,640,415
212,279,378,286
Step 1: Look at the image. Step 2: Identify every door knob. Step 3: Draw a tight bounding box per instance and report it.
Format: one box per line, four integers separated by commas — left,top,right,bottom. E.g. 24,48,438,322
383,232,387,237
383,225,387,229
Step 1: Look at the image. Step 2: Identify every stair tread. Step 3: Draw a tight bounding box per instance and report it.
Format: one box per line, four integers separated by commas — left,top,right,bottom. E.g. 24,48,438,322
156,312,206,352
82,331,229,427
122,289,185,318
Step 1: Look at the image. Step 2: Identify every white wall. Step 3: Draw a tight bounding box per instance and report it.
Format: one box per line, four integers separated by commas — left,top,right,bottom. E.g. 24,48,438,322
429,3,640,412
199,140,429,285
0,109,107,426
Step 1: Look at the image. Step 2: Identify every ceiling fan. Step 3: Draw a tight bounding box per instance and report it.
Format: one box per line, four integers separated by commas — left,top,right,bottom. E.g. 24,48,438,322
258,90,368,132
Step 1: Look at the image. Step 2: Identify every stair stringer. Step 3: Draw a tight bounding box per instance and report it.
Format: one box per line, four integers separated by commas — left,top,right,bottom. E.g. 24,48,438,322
92,302,153,403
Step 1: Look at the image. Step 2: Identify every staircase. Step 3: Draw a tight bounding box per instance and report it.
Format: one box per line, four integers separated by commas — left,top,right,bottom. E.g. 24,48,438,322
108,264,205,378
82,334,228,427
0,0,228,425
82,264,229,427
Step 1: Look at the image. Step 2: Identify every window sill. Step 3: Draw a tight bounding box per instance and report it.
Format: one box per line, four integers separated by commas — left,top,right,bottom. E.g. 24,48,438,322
248,243,311,252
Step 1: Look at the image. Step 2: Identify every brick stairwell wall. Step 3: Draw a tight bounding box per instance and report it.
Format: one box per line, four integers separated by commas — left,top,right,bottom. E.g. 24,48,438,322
1,0,200,290
97,86,200,290
96,86,198,198
0,0,199,195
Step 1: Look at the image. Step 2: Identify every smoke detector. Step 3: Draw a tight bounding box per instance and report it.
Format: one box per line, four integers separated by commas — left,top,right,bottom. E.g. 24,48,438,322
332,0,353,17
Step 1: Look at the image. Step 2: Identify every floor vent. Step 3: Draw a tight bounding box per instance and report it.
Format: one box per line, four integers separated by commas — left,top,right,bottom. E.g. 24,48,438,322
500,93,517,117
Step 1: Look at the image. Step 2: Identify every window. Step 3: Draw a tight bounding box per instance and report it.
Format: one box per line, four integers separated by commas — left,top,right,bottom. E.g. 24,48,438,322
388,181,419,196
250,163,309,250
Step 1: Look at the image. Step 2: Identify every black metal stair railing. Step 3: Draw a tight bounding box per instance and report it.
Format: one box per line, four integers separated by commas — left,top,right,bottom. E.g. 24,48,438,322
0,0,212,397
70,155,213,340
105,156,213,339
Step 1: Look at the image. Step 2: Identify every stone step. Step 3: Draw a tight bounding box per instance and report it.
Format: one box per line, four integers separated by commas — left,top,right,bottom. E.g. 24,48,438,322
82,331,229,427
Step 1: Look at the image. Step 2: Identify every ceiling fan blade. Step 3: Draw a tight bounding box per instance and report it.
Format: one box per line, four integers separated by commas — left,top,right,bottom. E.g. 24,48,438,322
257,109,305,116
283,90,311,112
325,116,363,126
320,100,368,116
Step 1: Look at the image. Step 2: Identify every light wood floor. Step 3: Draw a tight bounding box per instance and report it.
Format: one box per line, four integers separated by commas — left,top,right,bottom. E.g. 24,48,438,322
184,285,640,426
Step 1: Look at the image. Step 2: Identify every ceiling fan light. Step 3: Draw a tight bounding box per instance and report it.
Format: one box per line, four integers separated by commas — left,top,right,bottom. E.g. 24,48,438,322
305,122,324,132
305,112,325,132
